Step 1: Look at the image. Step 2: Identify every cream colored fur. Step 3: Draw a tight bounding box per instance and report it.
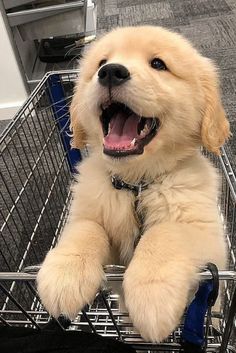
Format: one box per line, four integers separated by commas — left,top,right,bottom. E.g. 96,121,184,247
37,26,230,342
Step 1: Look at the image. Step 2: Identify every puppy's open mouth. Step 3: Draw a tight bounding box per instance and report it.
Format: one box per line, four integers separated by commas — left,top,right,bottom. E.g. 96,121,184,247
100,102,160,157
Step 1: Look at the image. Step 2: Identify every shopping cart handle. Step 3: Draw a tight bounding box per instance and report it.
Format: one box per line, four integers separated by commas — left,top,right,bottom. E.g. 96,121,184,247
206,263,219,307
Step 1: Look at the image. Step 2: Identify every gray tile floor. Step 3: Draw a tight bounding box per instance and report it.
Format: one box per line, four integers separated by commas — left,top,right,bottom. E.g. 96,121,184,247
97,0,236,166
0,120,10,132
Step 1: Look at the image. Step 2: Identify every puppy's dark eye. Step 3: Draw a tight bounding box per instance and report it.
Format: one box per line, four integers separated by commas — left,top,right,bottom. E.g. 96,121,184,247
98,59,107,68
150,58,167,70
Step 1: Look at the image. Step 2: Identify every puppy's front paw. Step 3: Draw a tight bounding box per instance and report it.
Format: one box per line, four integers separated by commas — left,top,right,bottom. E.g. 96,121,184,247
37,249,104,319
123,262,196,342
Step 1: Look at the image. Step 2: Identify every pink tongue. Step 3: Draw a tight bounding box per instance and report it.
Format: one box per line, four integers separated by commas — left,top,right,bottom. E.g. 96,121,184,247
104,112,139,149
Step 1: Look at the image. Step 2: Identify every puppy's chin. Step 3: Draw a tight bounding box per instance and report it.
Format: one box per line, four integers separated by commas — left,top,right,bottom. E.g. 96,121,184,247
100,135,201,184
100,139,160,178
102,150,140,164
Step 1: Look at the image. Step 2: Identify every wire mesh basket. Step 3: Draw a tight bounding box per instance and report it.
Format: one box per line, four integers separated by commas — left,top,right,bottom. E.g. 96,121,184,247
0,71,236,352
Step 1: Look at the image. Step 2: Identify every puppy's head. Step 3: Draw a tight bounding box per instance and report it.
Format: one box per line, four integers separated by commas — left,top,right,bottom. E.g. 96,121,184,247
71,26,229,168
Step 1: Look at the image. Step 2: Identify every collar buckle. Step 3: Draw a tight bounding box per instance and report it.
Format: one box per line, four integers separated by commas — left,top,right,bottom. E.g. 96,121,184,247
111,175,124,190
111,175,150,196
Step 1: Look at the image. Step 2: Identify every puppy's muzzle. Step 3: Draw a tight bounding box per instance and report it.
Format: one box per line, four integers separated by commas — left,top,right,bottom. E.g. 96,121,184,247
98,64,130,88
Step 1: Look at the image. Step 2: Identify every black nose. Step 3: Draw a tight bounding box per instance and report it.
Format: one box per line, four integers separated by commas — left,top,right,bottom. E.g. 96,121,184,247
98,64,130,87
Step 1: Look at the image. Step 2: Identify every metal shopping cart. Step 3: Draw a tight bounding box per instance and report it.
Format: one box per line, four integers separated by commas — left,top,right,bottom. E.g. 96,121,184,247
0,71,236,352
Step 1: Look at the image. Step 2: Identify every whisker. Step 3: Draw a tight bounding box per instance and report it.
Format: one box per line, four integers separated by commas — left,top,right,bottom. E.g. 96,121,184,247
64,42,76,49
66,54,81,70
66,130,73,138
64,45,80,58
53,110,71,123
39,102,73,119
54,100,88,124
38,94,74,113
59,118,70,134
65,44,76,55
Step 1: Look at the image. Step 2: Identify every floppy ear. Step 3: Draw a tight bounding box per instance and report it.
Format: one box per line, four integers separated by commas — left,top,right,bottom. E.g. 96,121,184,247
69,88,87,149
201,64,230,155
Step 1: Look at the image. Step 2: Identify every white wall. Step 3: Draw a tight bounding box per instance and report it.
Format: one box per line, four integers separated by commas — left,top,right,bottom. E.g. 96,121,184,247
87,0,97,34
0,12,28,120
0,1,96,121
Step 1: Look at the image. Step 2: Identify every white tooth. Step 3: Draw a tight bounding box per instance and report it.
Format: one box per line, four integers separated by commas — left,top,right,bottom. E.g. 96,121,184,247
141,126,148,136
130,138,136,146
103,138,105,144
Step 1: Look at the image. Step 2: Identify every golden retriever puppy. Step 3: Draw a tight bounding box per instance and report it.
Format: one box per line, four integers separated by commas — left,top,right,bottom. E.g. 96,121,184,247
37,26,230,342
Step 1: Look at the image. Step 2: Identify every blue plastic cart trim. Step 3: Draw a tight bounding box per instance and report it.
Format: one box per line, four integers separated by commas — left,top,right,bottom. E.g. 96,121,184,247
48,74,81,173
182,280,213,348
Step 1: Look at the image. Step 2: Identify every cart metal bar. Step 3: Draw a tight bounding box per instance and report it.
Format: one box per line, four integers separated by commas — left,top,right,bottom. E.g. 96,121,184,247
0,270,235,281
219,288,236,353
0,70,79,147
0,315,11,326
100,290,123,341
81,308,97,334
219,146,236,202
0,283,41,330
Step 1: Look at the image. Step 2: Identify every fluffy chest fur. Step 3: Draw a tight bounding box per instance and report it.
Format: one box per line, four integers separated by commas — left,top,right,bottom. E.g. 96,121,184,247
100,181,171,263
71,152,220,264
